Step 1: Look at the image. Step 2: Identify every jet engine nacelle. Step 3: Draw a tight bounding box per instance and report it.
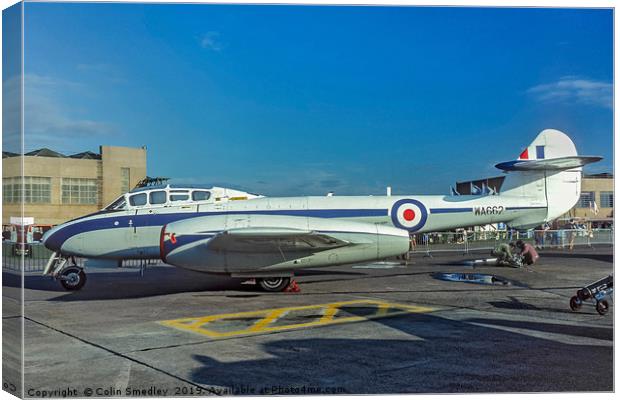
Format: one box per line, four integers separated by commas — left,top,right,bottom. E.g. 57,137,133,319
160,215,410,274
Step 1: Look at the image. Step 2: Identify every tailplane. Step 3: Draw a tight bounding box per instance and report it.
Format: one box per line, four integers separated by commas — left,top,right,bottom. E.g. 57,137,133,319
498,129,602,227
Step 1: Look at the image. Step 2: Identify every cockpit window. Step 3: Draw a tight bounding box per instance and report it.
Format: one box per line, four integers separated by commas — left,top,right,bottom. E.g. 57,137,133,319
192,191,211,201
169,190,189,202
105,196,127,210
170,194,189,202
149,191,167,205
129,193,147,206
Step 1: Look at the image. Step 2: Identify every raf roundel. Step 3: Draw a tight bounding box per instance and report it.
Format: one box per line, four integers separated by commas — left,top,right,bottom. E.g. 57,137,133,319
390,199,428,232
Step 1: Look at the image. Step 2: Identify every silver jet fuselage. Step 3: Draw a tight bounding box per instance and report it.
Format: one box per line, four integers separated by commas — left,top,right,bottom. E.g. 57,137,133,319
42,129,599,278
42,187,550,274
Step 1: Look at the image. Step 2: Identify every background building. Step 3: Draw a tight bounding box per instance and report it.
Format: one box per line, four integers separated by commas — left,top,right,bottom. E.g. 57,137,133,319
2,146,147,225
564,173,613,221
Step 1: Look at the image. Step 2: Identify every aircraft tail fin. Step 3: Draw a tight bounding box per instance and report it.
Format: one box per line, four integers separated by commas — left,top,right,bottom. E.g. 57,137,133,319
498,129,602,227
495,129,601,171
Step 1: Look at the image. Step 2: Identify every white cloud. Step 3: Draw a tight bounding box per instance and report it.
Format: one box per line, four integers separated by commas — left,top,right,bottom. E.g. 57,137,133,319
527,77,612,109
199,32,223,51
2,73,116,151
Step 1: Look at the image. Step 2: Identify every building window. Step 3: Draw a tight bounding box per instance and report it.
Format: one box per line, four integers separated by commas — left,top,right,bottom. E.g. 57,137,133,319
2,177,19,203
578,191,595,208
600,191,614,208
62,178,98,204
2,176,51,204
121,167,131,193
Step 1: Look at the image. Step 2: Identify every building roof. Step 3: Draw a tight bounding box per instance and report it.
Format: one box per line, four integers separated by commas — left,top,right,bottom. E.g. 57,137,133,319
3,148,104,160
69,151,102,160
2,151,19,158
24,148,66,158
583,173,613,179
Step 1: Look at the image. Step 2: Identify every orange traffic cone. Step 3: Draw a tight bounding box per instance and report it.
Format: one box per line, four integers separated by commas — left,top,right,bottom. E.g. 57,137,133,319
284,280,301,293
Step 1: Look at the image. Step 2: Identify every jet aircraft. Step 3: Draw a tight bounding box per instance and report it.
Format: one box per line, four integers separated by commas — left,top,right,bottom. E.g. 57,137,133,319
42,129,601,291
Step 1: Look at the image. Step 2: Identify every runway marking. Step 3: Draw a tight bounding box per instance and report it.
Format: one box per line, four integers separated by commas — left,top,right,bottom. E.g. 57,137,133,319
159,300,435,339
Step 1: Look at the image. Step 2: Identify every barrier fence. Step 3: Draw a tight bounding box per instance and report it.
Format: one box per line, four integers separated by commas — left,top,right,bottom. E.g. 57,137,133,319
1,242,158,273
413,229,614,256
1,229,614,273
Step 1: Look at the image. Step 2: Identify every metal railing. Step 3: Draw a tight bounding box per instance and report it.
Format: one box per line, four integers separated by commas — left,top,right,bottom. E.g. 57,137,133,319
412,229,613,256
1,242,159,273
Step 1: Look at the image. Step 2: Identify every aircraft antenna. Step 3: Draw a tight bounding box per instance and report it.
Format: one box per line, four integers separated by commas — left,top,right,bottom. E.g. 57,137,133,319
135,176,170,188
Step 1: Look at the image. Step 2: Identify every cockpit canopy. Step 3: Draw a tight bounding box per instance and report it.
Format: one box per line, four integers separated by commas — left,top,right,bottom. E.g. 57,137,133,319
104,185,262,211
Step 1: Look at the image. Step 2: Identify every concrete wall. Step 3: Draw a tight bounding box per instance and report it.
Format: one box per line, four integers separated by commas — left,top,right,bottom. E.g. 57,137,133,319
3,156,101,225
101,146,147,206
2,146,147,225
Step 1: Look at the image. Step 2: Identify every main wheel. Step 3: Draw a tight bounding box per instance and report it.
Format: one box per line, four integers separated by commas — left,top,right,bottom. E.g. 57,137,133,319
60,267,87,291
595,300,609,316
258,277,291,292
569,296,582,311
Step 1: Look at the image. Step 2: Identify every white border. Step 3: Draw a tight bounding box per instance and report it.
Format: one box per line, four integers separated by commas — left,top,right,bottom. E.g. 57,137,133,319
0,2,616,400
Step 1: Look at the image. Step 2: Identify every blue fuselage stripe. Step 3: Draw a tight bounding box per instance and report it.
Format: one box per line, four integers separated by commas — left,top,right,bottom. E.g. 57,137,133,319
45,209,388,250
429,208,472,214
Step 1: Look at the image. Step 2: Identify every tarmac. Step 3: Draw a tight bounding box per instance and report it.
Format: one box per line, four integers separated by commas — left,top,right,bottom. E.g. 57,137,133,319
2,246,614,396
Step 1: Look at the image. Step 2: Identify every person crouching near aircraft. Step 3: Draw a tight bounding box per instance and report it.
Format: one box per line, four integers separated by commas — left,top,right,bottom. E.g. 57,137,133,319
491,242,516,266
516,240,539,266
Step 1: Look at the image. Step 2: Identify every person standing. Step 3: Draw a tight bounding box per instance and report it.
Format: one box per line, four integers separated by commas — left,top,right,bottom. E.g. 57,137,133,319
566,219,578,250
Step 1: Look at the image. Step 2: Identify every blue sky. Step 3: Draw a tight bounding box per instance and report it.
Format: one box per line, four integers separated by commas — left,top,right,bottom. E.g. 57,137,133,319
7,3,614,195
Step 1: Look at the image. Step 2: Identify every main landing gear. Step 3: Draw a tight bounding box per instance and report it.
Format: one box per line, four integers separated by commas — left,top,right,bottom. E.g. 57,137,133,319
43,252,87,291
257,277,291,292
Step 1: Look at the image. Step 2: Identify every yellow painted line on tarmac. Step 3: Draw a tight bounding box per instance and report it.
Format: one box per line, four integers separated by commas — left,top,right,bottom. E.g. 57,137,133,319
159,299,435,339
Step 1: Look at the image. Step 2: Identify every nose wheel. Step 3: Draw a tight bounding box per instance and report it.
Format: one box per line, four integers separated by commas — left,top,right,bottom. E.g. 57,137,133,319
59,266,87,291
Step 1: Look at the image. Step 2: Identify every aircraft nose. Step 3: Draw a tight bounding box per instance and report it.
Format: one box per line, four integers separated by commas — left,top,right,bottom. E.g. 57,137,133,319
42,225,64,252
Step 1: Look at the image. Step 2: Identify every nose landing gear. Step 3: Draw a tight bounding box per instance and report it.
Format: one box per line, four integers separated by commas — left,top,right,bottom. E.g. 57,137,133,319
58,266,87,291
43,252,87,291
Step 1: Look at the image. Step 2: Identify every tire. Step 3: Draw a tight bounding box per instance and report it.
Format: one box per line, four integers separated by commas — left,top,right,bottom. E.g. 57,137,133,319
595,300,609,316
577,288,590,301
60,267,87,291
569,296,582,311
258,277,291,292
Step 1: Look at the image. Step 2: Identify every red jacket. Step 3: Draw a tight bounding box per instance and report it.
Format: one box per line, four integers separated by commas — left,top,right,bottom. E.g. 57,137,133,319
521,243,539,261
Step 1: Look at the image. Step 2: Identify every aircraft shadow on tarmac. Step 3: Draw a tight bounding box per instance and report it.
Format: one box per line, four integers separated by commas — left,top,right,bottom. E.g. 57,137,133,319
538,251,613,263
296,270,429,286
486,296,611,316
488,296,542,311
188,312,613,393
3,267,369,302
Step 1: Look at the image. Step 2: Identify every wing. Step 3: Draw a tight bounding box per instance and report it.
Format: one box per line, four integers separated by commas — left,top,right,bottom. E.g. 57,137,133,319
205,227,350,253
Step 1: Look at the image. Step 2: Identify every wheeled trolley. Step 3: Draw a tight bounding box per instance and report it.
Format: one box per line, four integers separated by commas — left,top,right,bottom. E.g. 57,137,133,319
569,275,613,315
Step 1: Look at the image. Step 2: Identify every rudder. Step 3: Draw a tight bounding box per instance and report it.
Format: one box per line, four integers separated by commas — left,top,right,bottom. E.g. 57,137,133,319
498,129,599,227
